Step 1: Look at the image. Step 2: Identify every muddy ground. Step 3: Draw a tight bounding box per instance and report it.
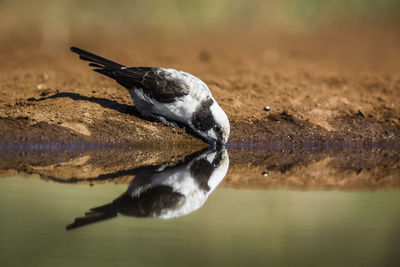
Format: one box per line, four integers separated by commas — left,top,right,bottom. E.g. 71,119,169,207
1,23,400,189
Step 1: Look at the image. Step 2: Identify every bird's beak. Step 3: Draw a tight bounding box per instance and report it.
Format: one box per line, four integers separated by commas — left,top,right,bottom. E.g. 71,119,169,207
214,139,226,149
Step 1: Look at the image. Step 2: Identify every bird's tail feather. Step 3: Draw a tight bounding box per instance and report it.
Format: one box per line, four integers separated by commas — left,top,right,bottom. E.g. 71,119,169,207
66,202,117,230
70,46,124,70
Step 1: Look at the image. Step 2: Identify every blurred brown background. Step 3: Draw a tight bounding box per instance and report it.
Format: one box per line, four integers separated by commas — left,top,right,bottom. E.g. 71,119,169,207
1,0,399,50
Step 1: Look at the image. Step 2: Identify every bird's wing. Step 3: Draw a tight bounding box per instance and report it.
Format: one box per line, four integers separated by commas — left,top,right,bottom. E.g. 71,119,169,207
70,47,189,103
108,67,190,103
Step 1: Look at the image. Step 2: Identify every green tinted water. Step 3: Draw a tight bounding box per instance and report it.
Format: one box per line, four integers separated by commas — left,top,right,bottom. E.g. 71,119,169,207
0,176,399,267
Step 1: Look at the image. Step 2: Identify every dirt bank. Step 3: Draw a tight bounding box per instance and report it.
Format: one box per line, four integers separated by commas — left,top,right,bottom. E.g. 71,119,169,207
1,143,399,190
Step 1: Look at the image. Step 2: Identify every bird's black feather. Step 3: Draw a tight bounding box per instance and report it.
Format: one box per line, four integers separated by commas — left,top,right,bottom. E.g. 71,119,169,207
70,46,123,69
89,63,104,68
71,47,189,103
190,158,213,192
192,98,215,132
66,186,184,230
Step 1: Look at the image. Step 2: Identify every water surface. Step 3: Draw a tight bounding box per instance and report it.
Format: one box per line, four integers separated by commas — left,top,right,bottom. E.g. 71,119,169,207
1,176,399,267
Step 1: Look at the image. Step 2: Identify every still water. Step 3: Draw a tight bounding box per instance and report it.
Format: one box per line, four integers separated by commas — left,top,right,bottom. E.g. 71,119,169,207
1,175,399,267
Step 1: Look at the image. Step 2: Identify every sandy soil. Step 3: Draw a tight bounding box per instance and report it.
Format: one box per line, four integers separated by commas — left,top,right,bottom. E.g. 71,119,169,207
1,24,399,146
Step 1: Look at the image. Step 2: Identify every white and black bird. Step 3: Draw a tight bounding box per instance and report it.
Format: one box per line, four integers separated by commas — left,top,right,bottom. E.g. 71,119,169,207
66,148,229,230
70,47,230,146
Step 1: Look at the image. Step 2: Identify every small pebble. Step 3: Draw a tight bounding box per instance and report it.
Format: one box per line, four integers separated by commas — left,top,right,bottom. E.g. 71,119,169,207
36,84,46,90
264,106,271,111
262,171,269,177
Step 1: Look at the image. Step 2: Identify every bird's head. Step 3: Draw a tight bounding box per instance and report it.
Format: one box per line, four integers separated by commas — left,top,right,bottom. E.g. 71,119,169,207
192,98,230,146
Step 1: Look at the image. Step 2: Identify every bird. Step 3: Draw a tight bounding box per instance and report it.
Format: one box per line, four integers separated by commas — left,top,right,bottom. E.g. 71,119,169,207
70,47,230,146
66,147,229,230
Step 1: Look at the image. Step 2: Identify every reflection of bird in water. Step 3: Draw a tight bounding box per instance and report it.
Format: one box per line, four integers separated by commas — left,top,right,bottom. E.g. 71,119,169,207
70,47,230,146
66,148,229,230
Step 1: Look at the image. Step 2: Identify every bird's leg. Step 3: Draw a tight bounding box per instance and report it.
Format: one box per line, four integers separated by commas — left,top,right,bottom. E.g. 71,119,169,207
152,115,179,128
156,162,177,172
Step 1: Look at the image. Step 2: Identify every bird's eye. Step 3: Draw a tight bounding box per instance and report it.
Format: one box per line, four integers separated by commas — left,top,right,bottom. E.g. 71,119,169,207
215,127,221,134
